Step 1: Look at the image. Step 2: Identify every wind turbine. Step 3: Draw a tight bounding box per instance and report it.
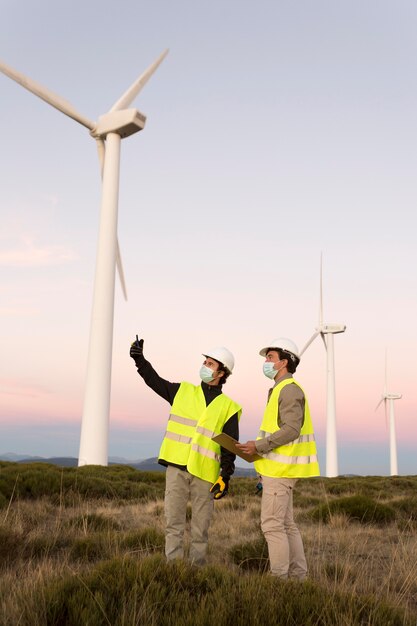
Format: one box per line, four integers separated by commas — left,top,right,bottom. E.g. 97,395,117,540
300,258,346,477
0,50,169,466
375,351,402,476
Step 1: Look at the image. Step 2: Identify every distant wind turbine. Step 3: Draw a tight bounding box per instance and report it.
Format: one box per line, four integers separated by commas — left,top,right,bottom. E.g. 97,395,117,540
300,257,346,477
0,50,169,466
375,350,402,476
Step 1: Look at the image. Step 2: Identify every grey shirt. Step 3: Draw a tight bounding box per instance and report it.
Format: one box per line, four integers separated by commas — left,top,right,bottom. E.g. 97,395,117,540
255,373,305,454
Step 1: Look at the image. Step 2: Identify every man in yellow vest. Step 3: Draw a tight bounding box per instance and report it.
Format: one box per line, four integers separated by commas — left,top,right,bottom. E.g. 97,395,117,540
236,338,319,580
130,337,242,565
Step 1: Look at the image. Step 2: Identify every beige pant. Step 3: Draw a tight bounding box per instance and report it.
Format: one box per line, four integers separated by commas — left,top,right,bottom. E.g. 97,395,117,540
164,465,214,565
260,476,307,580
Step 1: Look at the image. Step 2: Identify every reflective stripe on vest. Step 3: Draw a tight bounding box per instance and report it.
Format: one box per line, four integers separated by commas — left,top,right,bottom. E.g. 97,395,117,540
158,382,241,483
170,414,198,427
191,443,221,463
258,431,316,445
254,378,320,478
164,431,192,445
264,451,319,465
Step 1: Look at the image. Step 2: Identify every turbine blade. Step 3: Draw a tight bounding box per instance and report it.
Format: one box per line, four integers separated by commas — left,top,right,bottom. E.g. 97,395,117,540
320,332,327,350
116,240,128,301
0,60,95,130
384,348,388,395
375,398,384,411
299,331,319,356
384,399,388,430
319,252,323,327
96,138,106,177
94,137,127,300
110,49,169,112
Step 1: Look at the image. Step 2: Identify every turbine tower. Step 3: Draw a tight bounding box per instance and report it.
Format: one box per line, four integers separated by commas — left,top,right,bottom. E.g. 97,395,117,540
0,51,168,466
375,351,402,476
300,257,346,477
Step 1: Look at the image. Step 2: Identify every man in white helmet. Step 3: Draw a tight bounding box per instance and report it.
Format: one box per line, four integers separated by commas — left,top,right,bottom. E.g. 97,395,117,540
130,337,241,565
237,338,319,580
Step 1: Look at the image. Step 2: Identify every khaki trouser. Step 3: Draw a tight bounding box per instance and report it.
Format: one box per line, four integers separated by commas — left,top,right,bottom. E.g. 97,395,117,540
260,476,307,580
164,465,214,565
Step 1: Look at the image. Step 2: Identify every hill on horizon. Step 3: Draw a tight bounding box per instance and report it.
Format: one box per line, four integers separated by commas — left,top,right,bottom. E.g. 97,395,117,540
0,453,256,476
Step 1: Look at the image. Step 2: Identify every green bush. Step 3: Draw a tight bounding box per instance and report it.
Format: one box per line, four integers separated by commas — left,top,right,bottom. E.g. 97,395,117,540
119,528,164,552
227,477,259,496
69,534,110,562
310,494,396,525
229,534,269,571
65,512,121,532
69,527,165,562
0,462,165,506
293,494,321,508
0,527,22,568
0,527,72,567
395,496,417,521
17,555,412,626
25,535,71,560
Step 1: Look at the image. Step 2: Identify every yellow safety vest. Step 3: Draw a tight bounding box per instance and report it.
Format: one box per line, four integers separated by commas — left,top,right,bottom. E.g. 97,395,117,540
254,378,320,478
158,382,242,483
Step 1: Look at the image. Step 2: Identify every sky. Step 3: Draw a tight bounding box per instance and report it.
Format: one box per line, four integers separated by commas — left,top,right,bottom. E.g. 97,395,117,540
1,1,416,476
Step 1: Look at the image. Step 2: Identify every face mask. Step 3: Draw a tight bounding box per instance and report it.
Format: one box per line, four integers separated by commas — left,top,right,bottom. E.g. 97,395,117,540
200,365,215,383
263,362,278,380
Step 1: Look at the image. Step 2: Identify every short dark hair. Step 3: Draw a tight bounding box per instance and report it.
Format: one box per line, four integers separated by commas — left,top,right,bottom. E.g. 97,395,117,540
277,348,300,374
214,360,231,385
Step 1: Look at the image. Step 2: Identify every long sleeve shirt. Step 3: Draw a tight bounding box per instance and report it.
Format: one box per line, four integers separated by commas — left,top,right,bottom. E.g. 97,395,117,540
255,373,305,455
134,353,239,479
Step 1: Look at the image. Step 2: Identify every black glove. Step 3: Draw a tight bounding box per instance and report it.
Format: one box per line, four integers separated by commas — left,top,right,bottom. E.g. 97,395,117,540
210,475,229,499
130,336,144,363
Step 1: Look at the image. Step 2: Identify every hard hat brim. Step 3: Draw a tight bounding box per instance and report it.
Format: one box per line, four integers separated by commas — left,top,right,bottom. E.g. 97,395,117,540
259,346,271,357
259,345,300,360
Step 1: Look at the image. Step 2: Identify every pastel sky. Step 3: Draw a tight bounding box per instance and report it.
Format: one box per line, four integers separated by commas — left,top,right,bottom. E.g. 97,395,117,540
1,1,416,475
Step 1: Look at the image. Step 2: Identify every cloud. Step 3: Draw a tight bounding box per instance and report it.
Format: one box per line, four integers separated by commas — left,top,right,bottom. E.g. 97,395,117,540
0,378,51,399
0,305,40,318
0,235,77,267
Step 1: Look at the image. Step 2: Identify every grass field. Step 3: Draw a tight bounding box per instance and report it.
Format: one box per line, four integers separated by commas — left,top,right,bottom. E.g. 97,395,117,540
0,461,416,625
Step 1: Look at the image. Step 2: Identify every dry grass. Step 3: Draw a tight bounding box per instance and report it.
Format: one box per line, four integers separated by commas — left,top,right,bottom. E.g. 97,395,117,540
0,468,416,625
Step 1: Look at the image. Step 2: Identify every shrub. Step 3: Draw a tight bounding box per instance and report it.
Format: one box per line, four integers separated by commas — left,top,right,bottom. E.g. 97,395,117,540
17,555,411,626
66,513,121,532
0,527,72,567
119,528,164,552
229,534,269,571
310,495,396,525
68,527,165,562
69,534,110,562
0,527,22,568
293,494,321,508
0,462,165,505
395,497,417,521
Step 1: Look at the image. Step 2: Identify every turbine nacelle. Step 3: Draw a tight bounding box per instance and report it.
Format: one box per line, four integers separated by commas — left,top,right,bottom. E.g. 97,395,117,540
318,324,346,335
92,108,147,139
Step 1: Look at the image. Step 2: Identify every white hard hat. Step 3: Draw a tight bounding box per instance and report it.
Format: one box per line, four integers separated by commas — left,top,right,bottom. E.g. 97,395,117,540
259,338,300,361
203,347,235,373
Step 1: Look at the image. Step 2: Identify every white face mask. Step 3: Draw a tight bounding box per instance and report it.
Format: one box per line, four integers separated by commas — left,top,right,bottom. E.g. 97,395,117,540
263,362,278,380
200,365,215,383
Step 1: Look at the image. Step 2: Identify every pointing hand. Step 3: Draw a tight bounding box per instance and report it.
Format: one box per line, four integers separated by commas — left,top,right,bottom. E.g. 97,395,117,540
130,335,144,362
